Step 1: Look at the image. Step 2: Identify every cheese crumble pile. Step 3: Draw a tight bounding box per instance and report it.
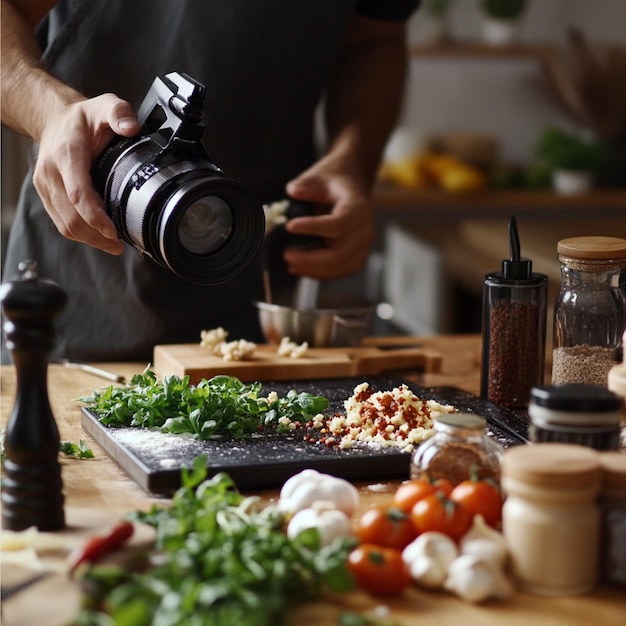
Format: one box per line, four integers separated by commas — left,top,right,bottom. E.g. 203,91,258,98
277,336,309,358
199,327,256,361
313,382,456,453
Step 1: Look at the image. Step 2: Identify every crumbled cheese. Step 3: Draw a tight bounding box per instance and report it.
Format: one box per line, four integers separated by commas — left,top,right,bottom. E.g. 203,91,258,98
199,327,256,361
200,327,229,349
263,200,289,235
331,382,456,453
214,339,257,362
277,336,309,359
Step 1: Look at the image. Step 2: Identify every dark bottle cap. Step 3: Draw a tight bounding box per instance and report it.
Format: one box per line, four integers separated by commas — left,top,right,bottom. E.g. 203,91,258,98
530,383,623,413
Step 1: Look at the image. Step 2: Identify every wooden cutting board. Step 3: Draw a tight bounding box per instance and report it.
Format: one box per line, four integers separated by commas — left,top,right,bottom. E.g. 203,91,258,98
153,342,442,383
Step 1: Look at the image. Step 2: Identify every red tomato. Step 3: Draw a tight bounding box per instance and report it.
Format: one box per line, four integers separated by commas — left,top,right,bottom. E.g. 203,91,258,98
355,505,417,550
410,493,473,541
348,544,411,596
429,477,454,498
393,477,453,512
450,479,503,528
392,480,436,512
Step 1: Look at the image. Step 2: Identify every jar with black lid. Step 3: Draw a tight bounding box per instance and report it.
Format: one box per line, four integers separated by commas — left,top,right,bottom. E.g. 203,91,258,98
552,236,626,386
528,383,624,451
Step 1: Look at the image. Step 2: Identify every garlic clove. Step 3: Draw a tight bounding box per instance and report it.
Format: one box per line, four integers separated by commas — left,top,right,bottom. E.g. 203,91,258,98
460,514,508,566
409,555,449,588
402,532,459,589
444,554,514,603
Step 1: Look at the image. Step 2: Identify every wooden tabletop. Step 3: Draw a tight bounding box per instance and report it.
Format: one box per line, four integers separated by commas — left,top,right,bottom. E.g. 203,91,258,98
1,335,624,625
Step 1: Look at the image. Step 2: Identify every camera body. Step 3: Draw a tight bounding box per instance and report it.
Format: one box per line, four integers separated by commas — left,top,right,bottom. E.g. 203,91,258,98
92,72,265,285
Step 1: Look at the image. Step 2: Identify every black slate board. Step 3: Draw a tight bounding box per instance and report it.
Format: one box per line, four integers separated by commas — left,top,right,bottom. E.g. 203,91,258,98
81,376,529,496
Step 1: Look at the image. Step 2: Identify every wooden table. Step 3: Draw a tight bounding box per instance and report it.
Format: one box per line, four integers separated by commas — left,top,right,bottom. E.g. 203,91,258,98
1,335,624,625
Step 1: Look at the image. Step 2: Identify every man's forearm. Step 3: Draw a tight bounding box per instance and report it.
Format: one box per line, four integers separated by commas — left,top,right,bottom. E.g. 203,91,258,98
1,0,83,140
324,17,409,189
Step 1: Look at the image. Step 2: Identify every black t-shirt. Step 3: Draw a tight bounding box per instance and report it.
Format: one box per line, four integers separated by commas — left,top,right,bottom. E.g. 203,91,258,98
3,1,421,363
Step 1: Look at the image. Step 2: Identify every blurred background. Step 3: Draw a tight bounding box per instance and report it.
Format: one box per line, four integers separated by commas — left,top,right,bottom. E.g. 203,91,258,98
2,0,624,340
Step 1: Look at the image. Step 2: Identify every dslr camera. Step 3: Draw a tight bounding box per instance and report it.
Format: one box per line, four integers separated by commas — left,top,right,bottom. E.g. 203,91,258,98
92,72,264,285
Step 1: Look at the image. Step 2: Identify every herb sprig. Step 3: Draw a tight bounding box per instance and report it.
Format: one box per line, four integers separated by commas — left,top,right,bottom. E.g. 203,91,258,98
77,459,356,626
80,371,329,440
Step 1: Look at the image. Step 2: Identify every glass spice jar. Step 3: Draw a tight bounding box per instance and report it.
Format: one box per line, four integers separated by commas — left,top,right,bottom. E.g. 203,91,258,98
501,444,601,596
552,236,626,387
599,451,626,587
410,413,503,486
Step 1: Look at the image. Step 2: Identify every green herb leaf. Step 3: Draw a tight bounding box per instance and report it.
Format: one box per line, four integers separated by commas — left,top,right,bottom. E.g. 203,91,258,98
78,464,354,626
79,372,329,441
60,439,95,459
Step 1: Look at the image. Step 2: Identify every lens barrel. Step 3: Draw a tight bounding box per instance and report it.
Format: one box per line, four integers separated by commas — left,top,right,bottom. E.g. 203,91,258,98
92,133,264,285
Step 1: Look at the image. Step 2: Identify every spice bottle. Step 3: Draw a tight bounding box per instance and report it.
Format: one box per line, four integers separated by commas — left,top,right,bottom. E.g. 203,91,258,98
481,217,548,409
528,383,624,451
552,236,626,386
599,451,626,587
410,413,503,486
501,444,601,596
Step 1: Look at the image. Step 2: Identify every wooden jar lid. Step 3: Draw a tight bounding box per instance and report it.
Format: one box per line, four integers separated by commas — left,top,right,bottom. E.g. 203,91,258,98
557,236,626,260
501,444,601,490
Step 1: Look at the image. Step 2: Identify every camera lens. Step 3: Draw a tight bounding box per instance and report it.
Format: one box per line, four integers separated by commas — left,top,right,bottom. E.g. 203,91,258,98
92,138,264,285
177,196,233,255
91,72,265,285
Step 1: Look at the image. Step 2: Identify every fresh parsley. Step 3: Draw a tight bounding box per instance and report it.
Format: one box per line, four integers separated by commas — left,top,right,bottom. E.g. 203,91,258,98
60,439,95,459
76,459,356,626
79,371,329,440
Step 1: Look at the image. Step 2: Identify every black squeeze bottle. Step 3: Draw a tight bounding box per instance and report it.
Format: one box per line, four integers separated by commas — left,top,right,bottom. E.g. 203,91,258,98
481,217,548,410
1,261,68,530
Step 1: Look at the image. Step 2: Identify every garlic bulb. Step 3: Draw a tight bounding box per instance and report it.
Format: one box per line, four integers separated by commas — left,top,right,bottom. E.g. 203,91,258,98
279,469,359,517
287,500,353,546
402,531,458,588
459,514,508,566
444,554,513,603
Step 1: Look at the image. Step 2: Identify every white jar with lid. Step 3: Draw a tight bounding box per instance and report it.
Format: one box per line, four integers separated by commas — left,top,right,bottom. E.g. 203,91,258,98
501,444,601,595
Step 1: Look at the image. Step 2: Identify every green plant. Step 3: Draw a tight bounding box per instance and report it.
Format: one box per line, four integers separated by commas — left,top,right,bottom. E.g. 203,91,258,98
534,127,608,172
480,0,528,19
426,0,455,17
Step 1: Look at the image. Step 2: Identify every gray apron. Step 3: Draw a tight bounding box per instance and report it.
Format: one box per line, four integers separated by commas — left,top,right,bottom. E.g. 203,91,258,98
3,0,418,363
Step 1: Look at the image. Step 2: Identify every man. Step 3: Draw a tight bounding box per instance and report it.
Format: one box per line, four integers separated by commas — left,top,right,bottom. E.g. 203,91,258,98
1,0,420,362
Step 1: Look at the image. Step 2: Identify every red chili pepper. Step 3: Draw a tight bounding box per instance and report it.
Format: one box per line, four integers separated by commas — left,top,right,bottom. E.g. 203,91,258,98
68,520,134,573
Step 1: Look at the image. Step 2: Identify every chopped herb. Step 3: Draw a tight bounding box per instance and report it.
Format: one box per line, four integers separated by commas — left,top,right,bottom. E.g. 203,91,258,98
0,429,93,461
76,459,356,626
60,439,95,459
79,370,329,440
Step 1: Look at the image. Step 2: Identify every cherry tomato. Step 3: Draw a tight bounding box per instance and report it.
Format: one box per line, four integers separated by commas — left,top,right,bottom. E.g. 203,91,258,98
450,479,503,528
355,505,417,550
348,543,411,596
410,493,473,541
392,480,436,512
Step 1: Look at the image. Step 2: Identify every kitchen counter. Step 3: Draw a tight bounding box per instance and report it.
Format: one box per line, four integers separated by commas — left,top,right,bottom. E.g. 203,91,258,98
1,335,624,625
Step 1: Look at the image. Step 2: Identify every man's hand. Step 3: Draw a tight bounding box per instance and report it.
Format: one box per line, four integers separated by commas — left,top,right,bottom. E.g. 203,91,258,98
283,153,375,281
33,95,140,254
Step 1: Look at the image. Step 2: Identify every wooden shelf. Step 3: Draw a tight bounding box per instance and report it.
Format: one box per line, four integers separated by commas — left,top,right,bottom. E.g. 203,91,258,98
372,185,626,218
410,41,554,61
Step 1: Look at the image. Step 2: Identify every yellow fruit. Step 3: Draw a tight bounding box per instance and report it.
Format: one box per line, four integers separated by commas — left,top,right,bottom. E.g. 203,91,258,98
378,156,431,189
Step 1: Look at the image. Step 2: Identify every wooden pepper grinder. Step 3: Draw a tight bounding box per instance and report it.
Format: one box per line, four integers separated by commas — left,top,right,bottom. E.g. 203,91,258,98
1,260,68,530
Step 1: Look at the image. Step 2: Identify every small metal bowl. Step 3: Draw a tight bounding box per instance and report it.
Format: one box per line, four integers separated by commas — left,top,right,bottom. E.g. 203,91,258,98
255,294,373,347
